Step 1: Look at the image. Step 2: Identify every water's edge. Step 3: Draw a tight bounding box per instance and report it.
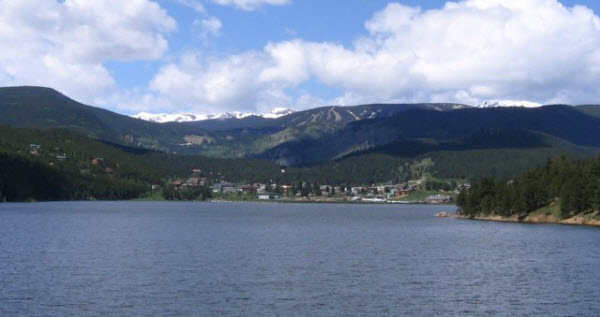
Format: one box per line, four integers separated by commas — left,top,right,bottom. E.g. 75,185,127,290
459,214,600,227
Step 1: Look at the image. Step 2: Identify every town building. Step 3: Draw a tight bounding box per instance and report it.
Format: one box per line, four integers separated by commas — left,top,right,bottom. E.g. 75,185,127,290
257,193,279,200
425,194,453,203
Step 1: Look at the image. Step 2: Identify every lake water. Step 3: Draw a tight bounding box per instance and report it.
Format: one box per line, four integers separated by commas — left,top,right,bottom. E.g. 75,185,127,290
1,202,599,316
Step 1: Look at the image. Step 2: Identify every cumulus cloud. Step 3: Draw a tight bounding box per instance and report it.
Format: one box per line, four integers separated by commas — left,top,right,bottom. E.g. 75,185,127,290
174,0,206,13
210,0,290,11
149,52,293,113
195,17,223,38
147,0,600,114
0,0,175,104
262,0,600,105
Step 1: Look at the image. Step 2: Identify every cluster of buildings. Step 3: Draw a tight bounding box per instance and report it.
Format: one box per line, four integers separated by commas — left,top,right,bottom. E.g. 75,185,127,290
168,170,458,203
170,169,209,189
28,144,68,161
423,194,453,203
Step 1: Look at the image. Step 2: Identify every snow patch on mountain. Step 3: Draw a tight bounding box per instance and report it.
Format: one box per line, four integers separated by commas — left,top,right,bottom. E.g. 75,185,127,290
133,108,295,123
261,107,295,119
478,100,542,108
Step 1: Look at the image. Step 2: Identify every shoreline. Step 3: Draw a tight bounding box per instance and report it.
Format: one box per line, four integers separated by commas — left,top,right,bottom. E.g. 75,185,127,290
0,198,456,206
458,213,600,228
207,198,455,205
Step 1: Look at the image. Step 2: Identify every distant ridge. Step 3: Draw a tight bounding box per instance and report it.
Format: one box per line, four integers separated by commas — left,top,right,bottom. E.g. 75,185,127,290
133,107,295,123
134,100,549,124
477,100,542,108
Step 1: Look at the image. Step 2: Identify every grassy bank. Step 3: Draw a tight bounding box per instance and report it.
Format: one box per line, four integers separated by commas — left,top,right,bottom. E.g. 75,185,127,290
390,190,457,202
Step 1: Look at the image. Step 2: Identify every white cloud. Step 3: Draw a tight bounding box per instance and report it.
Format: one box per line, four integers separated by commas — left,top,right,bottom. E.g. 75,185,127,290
210,0,290,11
0,0,175,104
262,0,600,105
149,52,284,113
174,0,205,13
195,17,222,38
146,0,600,114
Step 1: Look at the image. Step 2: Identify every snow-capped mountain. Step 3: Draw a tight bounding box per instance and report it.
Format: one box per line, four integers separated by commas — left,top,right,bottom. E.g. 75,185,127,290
133,108,295,123
261,107,295,119
477,100,542,108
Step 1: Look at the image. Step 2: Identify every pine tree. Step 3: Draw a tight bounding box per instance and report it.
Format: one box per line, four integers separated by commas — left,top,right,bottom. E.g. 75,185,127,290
560,180,575,219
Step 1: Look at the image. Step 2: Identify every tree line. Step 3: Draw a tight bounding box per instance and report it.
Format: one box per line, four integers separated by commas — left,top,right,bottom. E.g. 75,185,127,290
457,155,600,219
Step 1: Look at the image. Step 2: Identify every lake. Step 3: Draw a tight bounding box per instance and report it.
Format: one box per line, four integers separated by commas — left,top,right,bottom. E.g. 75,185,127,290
1,202,599,316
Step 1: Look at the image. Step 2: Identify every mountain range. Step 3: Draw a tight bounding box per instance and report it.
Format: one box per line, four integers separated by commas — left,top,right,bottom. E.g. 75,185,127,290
1,86,600,179
132,100,541,123
133,107,295,123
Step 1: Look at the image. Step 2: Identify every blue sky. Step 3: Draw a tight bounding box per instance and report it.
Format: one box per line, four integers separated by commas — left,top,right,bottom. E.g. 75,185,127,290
108,0,429,92
2,0,600,115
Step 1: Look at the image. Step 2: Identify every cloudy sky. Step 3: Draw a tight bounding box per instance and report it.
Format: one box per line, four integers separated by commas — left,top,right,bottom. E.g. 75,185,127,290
1,0,600,115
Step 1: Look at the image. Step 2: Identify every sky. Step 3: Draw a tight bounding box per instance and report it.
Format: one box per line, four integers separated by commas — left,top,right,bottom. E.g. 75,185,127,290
1,0,600,115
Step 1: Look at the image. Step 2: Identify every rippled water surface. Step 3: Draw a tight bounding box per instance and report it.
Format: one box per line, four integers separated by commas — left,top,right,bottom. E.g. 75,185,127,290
1,202,599,316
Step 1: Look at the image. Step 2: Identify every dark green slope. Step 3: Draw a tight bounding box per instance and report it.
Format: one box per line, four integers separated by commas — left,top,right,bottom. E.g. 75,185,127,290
344,129,548,158
0,123,588,202
0,125,285,185
0,125,293,201
459,154,600,220
0,126,417,200
576,104,600,119
361,105,600,146
0,86,208,152
0,154,69,201
257,105,600,165
0,86,111,135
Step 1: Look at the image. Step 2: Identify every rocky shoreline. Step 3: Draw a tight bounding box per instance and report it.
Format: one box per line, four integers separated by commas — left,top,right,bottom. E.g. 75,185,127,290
459,213,600,227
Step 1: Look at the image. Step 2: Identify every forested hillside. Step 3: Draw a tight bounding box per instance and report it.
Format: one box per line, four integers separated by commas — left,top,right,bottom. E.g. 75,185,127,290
3,123,581,202
458,155,600,220
0,126,414,201
2,86,600,202
259,105,600,165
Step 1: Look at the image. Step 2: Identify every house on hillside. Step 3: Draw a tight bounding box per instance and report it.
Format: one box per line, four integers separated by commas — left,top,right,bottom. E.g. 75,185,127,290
278,185,292,196
319,185,331,191
184,177,207,187
241,185,256,194
457,183,471,190
210,182,235,193
366,187,379,195
222,186,239,194
395,189,412,197
171,179,184,189
351,187,365,195
425,194,453,203
253,183,267,193
28,144,41,156
258,193,279,200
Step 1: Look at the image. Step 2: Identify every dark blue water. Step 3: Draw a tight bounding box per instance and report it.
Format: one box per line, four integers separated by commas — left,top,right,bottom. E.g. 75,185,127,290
1,202,599,316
